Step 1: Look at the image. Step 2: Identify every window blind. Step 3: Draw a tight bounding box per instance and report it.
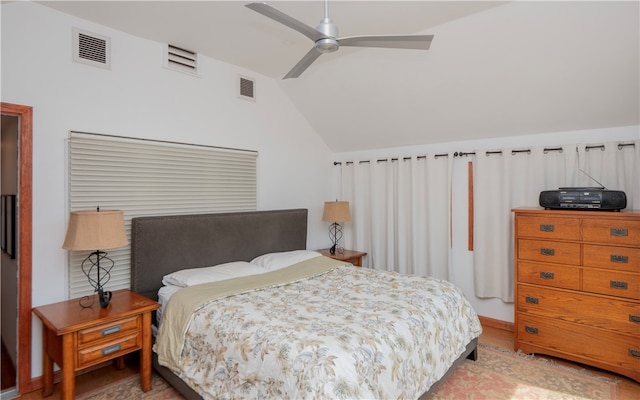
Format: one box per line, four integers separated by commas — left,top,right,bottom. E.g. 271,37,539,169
67,132,257,298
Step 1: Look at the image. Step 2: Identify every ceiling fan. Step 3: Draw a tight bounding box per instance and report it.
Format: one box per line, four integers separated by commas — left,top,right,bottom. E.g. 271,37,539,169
246,0,434,79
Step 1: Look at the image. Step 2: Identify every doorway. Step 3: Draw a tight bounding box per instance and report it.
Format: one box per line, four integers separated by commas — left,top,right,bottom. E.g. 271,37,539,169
0,103,33,396
1,114,19,392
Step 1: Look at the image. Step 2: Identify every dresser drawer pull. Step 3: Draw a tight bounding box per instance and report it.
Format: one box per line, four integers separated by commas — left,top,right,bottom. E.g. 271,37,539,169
539,272,555,280
610,228,628,237
610,280,628,290
539,224,554,232
525,326,539,335
629,314,640,324
610,254,629,263
102,326,121,336
540,248,555,256
525,296,539,304
629,349,640,359
101,344,121,356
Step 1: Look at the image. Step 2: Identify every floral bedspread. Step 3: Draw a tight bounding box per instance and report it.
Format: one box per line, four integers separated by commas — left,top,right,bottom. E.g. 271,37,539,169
157,259,482,399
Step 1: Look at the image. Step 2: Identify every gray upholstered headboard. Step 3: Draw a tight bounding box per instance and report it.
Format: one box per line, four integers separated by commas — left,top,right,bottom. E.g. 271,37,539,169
131,209,308,300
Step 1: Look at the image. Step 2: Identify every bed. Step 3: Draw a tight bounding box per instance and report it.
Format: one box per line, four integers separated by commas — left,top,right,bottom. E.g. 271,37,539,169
131,209,481,399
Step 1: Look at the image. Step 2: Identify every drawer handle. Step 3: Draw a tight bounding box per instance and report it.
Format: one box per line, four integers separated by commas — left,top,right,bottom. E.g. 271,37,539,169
102,326,121,336
525,326,539,335
540,248,555,256
101,344,122,356
629,349,640,359
629,314,640,324
525,296,539,304
539,224,554,232
610,228,628,237
540,272,555,280
610,280,628,290
610,254,629,263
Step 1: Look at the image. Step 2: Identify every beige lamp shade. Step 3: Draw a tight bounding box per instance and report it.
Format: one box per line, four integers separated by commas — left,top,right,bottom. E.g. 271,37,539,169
322,201,351,222
62,210,128,251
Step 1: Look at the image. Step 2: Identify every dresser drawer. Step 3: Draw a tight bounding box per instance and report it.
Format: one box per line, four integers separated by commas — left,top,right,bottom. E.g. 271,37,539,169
582,269,640,300
516,216,580,240
77,316,139,346
517,239,581,265
77,333,140,369
517,262,580,290
582,219,640,246
517,314,640,372
517,284,640,335
583,244,640,273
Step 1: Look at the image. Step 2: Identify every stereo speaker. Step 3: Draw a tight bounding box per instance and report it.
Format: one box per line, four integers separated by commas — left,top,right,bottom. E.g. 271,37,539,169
601,191,627,209
539,191,560,209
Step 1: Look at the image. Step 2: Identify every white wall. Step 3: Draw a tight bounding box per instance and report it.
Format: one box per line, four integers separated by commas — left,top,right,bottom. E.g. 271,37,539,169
331,125,640,323
1,1,333,378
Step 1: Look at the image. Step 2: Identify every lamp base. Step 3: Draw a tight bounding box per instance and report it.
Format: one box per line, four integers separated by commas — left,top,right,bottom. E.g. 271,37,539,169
330,244,337,255
328,222,343,256
98,287,112,308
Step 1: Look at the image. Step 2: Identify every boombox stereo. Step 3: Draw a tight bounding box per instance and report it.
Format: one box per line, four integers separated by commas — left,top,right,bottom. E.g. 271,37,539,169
539,188,627,211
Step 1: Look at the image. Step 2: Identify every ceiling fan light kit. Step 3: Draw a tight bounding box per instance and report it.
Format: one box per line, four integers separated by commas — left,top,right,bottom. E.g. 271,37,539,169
246,0,434,79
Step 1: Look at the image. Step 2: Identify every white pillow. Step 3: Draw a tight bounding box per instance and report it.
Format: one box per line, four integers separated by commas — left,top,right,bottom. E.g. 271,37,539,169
250,250,321,271
162,261,265,287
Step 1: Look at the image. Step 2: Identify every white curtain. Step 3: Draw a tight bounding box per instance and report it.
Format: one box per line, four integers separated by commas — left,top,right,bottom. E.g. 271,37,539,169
472,146,578,302
340,154,453,279
579,140,640,210
472,140,639,302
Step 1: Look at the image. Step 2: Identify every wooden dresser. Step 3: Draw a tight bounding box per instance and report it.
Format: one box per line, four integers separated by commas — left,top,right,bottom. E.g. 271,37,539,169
513,208,640,382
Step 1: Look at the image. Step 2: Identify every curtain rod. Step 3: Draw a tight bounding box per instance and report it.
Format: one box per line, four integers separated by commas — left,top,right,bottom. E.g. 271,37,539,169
333,153,449,166
333,142,636,165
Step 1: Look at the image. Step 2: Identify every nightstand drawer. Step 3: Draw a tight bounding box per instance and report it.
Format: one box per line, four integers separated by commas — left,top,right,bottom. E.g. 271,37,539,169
516,216,580,240
77,316,139,346
77,333,140,369
518,239,580,265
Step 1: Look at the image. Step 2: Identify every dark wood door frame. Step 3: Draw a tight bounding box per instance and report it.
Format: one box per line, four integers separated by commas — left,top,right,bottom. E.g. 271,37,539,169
1,102,33,394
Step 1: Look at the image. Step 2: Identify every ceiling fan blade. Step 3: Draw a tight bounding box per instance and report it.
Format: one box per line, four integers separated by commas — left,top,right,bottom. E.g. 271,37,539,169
283,47,323,79
246,2,324,42
339,35,434,50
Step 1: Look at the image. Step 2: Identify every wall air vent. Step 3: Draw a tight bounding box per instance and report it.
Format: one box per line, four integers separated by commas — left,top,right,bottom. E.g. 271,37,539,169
239,75,256,101
72,28,111,70
167,44,198,75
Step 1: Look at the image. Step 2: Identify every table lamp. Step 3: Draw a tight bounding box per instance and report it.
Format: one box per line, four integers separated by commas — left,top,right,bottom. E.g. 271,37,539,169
322,200,351,255
62,208,128,308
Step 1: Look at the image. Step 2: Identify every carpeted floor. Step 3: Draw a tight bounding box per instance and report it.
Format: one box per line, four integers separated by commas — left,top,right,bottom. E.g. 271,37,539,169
77,344,619,399
430,344,619,399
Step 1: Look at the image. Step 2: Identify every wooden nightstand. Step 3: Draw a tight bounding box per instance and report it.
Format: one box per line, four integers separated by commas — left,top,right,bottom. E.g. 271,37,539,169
32,289,159,400
317,248,367,267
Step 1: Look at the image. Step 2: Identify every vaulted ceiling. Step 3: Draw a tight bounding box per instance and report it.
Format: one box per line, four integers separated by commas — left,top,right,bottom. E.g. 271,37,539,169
40,1,639,152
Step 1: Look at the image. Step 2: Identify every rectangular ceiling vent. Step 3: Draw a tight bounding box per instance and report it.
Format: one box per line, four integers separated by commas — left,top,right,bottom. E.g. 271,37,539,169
72,28,111,70
167,44,198,76
239,75,256,101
